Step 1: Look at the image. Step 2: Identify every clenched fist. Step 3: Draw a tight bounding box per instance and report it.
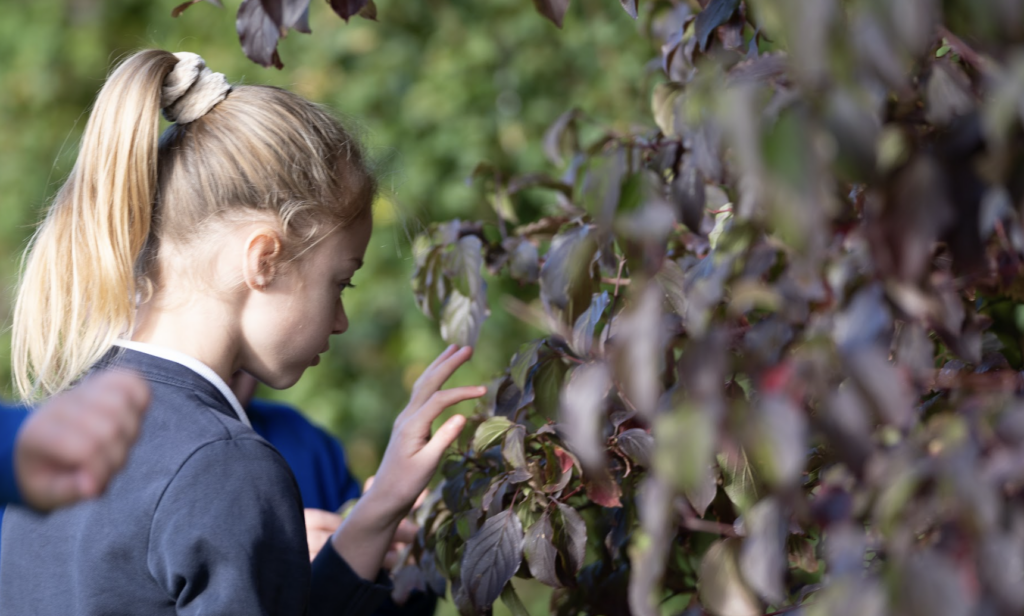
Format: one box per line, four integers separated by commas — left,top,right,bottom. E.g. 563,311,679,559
15,370,150,511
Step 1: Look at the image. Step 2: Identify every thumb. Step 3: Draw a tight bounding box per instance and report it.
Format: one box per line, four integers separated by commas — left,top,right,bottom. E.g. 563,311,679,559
418,414,467,466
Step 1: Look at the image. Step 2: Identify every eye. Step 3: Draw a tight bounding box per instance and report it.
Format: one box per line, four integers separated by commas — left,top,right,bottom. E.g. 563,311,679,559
339,282,357,297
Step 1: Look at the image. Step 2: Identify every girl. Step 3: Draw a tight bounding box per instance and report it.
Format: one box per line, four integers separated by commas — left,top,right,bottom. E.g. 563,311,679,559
0,49,484,615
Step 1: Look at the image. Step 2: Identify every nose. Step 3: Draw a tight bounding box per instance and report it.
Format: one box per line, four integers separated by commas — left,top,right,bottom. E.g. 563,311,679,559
333,299,348,335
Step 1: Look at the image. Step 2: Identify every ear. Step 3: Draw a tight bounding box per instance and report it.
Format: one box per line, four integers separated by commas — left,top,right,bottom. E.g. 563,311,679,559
241,228,284,291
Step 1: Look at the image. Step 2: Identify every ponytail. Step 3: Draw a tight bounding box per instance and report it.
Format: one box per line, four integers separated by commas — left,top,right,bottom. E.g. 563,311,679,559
13,50,178,399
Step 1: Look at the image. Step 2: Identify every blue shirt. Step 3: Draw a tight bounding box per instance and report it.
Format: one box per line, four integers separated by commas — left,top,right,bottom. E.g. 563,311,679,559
0,406,26,507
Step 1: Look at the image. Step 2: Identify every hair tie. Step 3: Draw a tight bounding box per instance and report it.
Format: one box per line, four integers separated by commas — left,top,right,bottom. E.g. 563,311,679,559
160,52,232,124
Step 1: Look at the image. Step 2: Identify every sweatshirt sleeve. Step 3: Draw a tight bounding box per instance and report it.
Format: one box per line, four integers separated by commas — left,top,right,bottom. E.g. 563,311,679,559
0,410,26,506
148,438,311,615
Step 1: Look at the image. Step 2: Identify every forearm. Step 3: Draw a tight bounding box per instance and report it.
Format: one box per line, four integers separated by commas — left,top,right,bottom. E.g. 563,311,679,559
329,488,405,580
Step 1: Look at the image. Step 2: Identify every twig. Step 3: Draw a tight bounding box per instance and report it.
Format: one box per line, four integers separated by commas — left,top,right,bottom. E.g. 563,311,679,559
680,517,740,537
601,276,632,287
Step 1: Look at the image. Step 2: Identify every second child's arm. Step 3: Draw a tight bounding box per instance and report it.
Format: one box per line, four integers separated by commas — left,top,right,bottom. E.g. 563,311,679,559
328,345,484,580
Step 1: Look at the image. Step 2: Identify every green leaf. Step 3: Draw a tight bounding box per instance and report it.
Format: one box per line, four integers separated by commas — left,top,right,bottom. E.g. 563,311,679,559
474,416,513,453
651,82,685,139
654,405,716,494
717,448,761,514
500,583,531,616
503,424,527,469
461,509,525,611
510,340,544,392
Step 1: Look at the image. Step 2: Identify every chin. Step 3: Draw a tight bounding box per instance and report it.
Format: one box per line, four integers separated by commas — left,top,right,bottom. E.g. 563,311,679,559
257,369,305,390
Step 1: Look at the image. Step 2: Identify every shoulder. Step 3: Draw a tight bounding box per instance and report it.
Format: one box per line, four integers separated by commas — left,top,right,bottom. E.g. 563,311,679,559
247,398,342,453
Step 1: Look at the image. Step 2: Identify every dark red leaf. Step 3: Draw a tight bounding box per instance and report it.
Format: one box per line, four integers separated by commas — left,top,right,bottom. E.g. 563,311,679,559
329,0,369,21
532,0,571,29
584,470,623,508
171,0,220,18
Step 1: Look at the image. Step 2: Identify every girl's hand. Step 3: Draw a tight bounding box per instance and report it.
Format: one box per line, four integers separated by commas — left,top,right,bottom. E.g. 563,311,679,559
365,345,484,521
329,345,485,579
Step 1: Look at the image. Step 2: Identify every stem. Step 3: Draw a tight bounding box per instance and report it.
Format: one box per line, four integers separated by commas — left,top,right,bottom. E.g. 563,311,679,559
601,277,631,286
680,517,740,537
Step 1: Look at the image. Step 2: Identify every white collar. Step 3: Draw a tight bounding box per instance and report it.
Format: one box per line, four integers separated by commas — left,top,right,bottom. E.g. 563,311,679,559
111,339,252,429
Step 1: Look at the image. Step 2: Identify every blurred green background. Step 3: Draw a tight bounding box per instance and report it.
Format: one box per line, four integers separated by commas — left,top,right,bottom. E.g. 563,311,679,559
0,0,651,609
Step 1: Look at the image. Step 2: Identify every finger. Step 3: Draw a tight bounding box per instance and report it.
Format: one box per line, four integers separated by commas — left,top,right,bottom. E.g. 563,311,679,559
412,487,429,510
394,519,419,544
304,508,343,532
30,472,87,511
307,528,334,562
408,345,459,404
417,414,468,466
409,386,486,432
408,346,475,410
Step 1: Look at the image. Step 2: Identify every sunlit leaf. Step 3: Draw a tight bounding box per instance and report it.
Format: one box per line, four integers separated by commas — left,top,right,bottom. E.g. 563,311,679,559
698,538,761,616
717,448,761,514
561,362,612,470
738,497,787,604
474,416,513,453
510,340,544,392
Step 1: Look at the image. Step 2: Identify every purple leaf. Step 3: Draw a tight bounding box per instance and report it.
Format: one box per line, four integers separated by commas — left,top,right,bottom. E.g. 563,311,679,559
532,0,571,29
328,0,369,21
524,512,561,587
236,0,284,68
461,510,524,611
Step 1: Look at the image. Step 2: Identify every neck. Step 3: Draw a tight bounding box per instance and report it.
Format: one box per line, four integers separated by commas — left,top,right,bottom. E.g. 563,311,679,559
132,293,240,382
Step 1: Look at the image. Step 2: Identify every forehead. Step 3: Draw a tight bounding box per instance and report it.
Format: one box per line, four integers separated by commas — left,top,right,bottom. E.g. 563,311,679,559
311,214,372,270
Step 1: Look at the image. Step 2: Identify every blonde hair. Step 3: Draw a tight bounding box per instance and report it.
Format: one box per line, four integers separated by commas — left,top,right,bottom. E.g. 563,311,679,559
13,49,376,399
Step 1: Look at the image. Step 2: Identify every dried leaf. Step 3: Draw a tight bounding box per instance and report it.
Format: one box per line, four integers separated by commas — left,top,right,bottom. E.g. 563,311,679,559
698,538,761,616
584,470,623,508
461,510,525,611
